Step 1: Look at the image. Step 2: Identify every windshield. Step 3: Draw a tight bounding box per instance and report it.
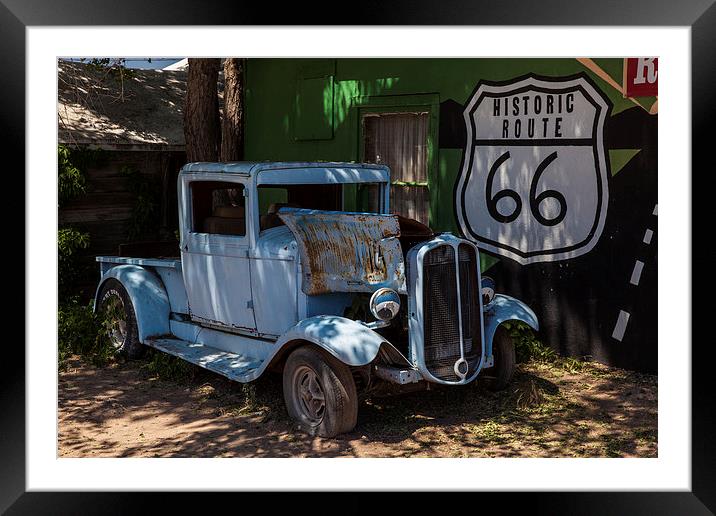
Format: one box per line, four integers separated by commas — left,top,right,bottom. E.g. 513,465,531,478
257,182,385,232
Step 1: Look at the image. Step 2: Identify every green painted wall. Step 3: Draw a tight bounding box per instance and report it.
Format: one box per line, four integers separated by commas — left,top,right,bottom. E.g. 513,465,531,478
243,58,658,372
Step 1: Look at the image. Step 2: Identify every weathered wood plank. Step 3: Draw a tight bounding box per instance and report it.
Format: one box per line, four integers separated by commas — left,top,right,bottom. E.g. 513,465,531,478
59,148,185,264
60,206,134,224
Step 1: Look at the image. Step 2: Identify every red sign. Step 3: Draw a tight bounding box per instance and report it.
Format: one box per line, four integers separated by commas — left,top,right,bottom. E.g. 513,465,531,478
623,58,658,97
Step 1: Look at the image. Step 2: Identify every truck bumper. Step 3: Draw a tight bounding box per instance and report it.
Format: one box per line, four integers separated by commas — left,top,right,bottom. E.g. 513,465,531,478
373,364,422,384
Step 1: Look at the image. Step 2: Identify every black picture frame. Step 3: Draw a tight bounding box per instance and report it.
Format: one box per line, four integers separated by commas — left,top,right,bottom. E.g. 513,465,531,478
4,1,711,513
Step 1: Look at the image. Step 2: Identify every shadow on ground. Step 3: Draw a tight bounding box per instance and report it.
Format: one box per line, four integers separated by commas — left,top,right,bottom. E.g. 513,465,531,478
58,356,657,458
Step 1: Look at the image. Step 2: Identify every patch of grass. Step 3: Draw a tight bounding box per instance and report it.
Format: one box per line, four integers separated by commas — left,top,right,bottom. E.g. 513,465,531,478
58,300,115,369
362,400,420,435
217,377,285,422
561,357,588,373
194,383,217,401
504,321,597,375
142,349,196,383
504,321,557,363
633,427,657,444
602,435,635,457
463,420,514,444
476,420,501,440
352,360,656,457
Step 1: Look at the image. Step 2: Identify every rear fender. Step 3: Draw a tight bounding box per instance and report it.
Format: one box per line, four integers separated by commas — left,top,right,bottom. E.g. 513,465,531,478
483,294,539,357
95,265,171,342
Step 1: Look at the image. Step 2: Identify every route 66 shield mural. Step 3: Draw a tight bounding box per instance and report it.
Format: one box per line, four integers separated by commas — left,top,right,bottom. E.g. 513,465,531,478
455,74,612,265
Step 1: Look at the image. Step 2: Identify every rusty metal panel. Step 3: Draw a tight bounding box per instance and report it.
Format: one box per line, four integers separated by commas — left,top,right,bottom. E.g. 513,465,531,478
278,208,406,295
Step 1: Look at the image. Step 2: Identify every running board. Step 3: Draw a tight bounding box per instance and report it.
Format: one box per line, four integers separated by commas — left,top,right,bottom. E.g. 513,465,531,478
146,337,264,383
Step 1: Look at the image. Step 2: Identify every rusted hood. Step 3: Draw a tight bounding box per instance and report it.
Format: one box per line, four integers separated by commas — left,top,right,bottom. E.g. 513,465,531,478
278,208,406,295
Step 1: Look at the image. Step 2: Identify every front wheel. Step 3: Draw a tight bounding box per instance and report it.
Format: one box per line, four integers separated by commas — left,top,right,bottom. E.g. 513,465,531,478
484,326,516,391
97,278,145,359
283,346,358,437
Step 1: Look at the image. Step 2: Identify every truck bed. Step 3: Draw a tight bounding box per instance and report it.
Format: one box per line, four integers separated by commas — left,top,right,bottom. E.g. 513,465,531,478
117,240,180,259
96,255,188,316
97,255,181,270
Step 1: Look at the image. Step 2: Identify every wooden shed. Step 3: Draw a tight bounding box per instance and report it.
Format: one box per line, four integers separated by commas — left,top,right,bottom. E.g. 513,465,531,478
58,60,187,256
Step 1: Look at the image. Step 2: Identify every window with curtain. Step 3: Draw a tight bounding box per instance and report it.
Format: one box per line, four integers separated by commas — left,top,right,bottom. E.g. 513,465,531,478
362,111,430,225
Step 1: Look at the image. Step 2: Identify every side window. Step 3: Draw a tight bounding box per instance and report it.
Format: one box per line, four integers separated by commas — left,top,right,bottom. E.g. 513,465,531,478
362,111,430,224
190,181,246,237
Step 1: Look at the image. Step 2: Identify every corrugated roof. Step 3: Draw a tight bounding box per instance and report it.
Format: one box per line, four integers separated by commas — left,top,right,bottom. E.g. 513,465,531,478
58,60,187,147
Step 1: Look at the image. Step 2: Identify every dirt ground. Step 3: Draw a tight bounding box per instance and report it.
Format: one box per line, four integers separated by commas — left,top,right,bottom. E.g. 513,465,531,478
58,354,657,458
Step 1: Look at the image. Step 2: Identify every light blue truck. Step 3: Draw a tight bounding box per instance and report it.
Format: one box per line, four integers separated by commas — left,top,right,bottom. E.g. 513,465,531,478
95,161,538,437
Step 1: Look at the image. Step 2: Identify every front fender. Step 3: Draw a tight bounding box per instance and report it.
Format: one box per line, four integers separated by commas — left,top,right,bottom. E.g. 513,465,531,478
275,315,400,367
95,265,171,343
483,294,539,356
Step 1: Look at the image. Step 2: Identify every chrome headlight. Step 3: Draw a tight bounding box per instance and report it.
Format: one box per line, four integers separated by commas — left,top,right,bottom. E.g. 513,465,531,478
481,276,496,306
369,288,401,321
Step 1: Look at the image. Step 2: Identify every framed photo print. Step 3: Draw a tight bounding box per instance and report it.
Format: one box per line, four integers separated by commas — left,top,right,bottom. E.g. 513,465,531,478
4,0,711,513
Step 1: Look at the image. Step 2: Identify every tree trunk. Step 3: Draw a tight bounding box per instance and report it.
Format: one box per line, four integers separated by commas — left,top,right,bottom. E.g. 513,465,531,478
220,58,245,162
184,58,220,162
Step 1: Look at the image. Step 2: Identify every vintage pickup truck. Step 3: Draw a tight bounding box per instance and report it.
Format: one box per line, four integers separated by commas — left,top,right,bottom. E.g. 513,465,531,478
95,161,538,437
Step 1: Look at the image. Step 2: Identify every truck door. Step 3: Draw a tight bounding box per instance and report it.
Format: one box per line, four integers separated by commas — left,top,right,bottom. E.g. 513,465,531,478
181,179,256,333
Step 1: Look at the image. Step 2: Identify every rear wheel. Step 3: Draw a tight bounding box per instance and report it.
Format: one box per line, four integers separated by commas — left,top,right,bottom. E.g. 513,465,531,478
97,278,145,359
485,326,515,391
283,346,358,437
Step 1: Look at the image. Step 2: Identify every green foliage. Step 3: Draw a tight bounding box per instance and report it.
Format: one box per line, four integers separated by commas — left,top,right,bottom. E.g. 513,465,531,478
58,227,90,256
504,321,592,373
561,357,588,374
123,166,160,240
58,227,90,300
503,320,556,363
142,349,195,383
68,146,105,172
58,300,115,369
80,58,137,79
58,145,86,206
58,145,107,299
58,145,105,206
83,57,117,69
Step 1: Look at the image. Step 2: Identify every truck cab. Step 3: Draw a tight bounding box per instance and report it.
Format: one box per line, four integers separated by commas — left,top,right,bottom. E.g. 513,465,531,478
95,162,538,437
178,161,393,339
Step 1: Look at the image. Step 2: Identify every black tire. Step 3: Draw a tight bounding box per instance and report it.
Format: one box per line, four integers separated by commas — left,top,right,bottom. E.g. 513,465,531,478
97,278,145,359
282,346,358,437
485,326,516,391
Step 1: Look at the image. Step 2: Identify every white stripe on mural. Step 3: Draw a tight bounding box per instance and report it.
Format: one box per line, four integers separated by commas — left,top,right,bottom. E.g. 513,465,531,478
612,310,631,342
643,229,653,244
630,260,645,286
653,204,658,216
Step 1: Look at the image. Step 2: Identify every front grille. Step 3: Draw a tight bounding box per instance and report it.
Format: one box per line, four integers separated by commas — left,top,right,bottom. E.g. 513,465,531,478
422,243,482,381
